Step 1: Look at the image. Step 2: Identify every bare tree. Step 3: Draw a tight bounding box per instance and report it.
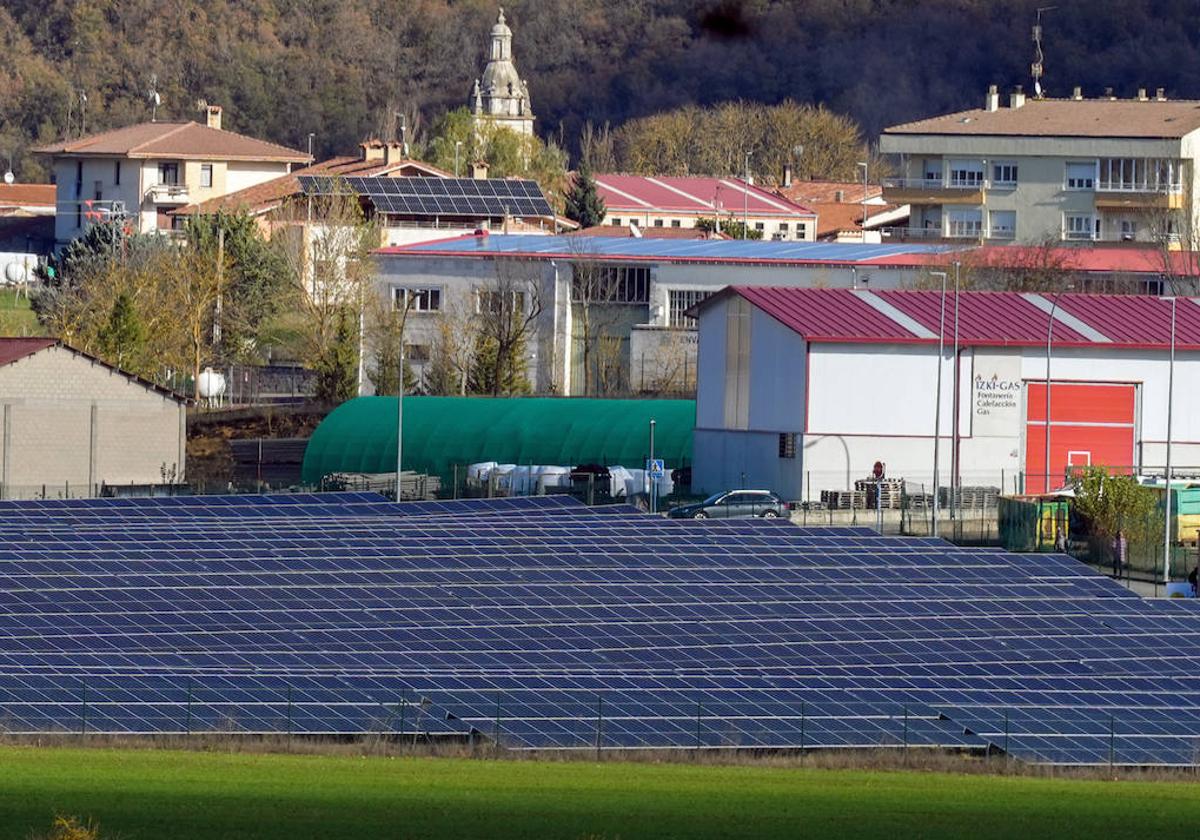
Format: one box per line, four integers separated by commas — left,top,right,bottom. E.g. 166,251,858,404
1141,204,1200,296
425,299,480,395
579,120,617,173
474,258,545,396
566,238,633,395
271,180,380,383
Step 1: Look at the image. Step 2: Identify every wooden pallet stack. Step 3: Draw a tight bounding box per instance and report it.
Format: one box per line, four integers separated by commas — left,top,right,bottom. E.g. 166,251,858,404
855,478,905,510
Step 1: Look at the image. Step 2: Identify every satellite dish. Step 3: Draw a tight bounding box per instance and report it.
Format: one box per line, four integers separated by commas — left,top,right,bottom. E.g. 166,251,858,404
3,171,13,185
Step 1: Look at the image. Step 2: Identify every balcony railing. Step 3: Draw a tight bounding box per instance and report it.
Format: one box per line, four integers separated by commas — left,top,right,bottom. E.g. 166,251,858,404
145,183,191,204
1063,231,1097,242
1096,181,1182,193
988,227,1016,241
879,226,946,241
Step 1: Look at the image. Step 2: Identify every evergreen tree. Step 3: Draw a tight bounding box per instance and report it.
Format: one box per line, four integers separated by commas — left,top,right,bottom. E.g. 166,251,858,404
564,163,606,228
313,307,360,404
96,292,144,370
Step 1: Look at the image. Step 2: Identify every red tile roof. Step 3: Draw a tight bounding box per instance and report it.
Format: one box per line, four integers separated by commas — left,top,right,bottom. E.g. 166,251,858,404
812,202,904,238
173,157,452,217
914,245,1200,276
34,121,310,163
0,184,56,209
776,179,883,205
0,338,56,366
594,174,816,218
707,287,1200,350
885,98,1200,139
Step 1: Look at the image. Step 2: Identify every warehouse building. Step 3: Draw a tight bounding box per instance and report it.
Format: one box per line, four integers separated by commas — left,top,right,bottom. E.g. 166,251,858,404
374,234,951,395
691,287,1200,499
0,338,187,498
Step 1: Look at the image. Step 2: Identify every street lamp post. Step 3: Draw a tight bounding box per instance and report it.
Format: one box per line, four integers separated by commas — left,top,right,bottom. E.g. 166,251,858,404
857,161,869,231
743,152,752,240
395,345,405,503
930,271,948,538
1043,286,1075,495
648,419,657,514
1164,296,1177,584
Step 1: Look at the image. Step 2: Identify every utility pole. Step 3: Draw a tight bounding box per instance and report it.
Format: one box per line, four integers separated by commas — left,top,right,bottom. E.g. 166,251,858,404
395,345,404,503
743,152,751,240
930,271,948,538
213,227,224,346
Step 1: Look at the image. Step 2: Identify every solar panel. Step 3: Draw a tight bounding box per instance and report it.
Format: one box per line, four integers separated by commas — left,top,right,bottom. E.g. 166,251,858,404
298,175,555,219
0,494,1194,765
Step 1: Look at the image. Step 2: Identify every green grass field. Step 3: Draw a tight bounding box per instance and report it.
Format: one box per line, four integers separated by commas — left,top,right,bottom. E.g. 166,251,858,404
0,288,42,336
0,747,1197,839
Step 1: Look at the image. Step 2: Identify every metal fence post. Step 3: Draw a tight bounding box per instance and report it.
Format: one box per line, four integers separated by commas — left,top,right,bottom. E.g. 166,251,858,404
493,691,501,754
1109,714,1116,771
695,701,702,752
186,678,193,736
286,684,293,740
397,691,407,743
80,681,87,736
902,705,908,762
595,695,603,760
800,700,806,761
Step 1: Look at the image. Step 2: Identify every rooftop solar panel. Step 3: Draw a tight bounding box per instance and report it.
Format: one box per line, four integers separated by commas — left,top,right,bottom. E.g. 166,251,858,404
0,494,1194,764
298,175,555,219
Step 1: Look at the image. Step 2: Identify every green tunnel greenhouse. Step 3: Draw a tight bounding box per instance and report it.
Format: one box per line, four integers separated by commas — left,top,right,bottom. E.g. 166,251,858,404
301,396,696,486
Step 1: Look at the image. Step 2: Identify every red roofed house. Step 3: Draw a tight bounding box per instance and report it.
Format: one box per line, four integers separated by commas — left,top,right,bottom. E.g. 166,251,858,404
775,177,909,242
35,105,311,249
691,286,1200,501
593,174,818,241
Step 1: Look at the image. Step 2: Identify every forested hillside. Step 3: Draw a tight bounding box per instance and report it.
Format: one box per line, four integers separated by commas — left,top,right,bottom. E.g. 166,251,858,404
3,0,1199,180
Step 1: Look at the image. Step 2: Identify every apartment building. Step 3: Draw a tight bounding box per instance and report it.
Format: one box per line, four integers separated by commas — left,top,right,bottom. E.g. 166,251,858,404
879,87,1200,245
35,106,310,248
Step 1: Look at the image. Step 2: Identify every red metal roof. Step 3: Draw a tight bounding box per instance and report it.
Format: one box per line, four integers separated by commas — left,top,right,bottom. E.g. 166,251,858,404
898,245,1200,276
594,175,816,218
0,338,56,366
713,287,1200,349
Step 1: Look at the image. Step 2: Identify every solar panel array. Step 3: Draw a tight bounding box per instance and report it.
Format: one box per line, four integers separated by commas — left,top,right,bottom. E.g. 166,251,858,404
298,175,553,218
0,492,1196,766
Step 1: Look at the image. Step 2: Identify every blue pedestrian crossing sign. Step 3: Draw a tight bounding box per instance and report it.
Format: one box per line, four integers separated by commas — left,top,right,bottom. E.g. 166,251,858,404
647,459,665,478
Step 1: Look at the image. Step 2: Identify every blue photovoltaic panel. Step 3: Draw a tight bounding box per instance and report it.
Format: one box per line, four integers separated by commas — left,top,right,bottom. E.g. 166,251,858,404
298,175,554,219
0,493,1194,765
391,234,960,264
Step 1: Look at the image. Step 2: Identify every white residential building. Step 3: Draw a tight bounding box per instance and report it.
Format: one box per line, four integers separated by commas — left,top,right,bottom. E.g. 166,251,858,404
35,106,310,248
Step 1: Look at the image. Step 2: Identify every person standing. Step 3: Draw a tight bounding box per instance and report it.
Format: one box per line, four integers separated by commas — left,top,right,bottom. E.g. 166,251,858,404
1112,530,1128,578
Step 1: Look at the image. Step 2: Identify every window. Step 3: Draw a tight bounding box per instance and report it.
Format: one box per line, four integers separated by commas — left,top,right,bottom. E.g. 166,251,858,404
778,222,789,233
1065,162,1095,190
611,218,621,227
948,160,984,187
653,218,664,227
992,161,1018,186
754,222,765,232
200,164,213,188
113,161,121,186
571,264,651,304
1098,157,1184,192
670,219,681,228
989,210,1016,239
393,287,441,312
1064,214,1098,241
404,343,430,363
668,289,713,327
778,433,797,459
1120,219,1138,241
477,289,526,314
158,162,180,186
796,222,807,238
946,208,983,238
923,161,943,183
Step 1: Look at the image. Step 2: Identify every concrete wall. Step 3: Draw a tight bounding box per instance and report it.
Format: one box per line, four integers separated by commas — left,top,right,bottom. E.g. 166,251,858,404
600,210,816,241
0,346,186,498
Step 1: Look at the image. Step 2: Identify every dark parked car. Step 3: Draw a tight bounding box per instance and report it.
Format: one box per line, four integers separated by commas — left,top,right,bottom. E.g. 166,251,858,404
667,490,789,519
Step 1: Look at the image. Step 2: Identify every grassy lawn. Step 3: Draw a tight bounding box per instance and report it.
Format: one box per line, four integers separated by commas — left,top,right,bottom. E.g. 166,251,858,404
0,747,1196,839
0,288,43,336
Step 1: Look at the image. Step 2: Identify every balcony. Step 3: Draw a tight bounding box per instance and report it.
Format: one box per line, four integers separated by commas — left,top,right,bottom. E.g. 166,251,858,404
987,227,1016,241
880,177,983,205
145,183,191,204
1094,183,1183,210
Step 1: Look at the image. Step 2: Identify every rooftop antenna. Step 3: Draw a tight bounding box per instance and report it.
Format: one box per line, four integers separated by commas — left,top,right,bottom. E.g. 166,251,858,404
1032,6,1056,99
148,74,161,121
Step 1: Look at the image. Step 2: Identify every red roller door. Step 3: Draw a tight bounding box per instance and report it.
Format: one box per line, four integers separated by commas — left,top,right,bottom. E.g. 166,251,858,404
1025,382,1136,494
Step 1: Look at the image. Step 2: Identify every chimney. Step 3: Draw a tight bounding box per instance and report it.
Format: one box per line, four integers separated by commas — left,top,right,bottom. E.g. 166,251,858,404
1009,85,1026,109
471,160,489,180
985,84,1000,112
360,140,385,162
834,189,845,202
782,163,793,188
1104,87,1116,100
205,105,222,131
1137,87,1149,101
1156,87,1168,101
1071,86,1083,101
384,142,406,165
